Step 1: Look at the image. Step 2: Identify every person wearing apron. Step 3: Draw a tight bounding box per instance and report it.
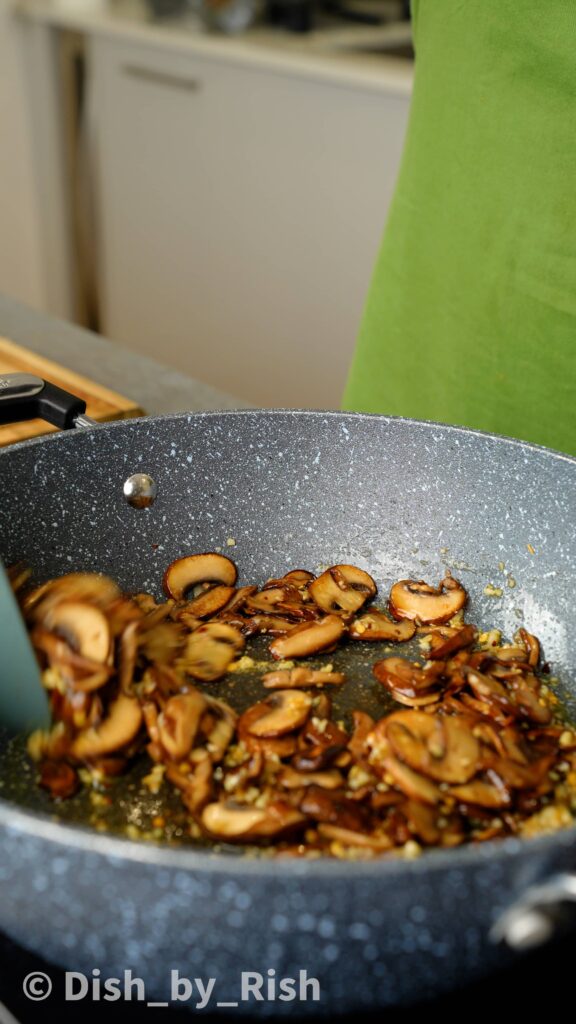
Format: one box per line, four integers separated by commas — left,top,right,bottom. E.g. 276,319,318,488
343,0,575,456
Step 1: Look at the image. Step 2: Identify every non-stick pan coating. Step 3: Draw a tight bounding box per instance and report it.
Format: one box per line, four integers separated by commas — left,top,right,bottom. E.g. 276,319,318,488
0,411,574,1009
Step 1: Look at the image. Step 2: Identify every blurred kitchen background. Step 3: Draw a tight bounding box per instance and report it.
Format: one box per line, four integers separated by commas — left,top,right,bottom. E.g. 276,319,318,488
0,0,413,407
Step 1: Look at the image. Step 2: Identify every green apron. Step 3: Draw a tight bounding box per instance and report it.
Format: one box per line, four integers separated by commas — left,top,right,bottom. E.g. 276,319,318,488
343,0,576,456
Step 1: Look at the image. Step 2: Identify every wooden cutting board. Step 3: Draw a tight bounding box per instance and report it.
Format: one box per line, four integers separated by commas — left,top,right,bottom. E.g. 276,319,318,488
0,337,144,446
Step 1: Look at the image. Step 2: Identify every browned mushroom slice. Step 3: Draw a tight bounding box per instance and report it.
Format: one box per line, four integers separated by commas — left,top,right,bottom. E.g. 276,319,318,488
384,710,480,784
463,666,517,715
349,610,416,642
373,656,445,708
202,697,238,761
269,615,345,660
239,690,312,738
262,668,345,689
31,628,113,692
383,755,443,805
427,624,477,660
201,799,305,840
242,615,295,637
163,553,238,601
181,585,236,620
278,767,344,790
43,601,111,664
299,786,369,831
181,622,244,681
389,575,467,625
489,754,555,790
24,572,121,618
118,621,139,691
508,676,551,725
218,585,258,616
308,564,377,617
348,710,376,760
39,760,79,799
71,695,142,760
449,773,511,808
516,628,540,668
317,824,392,851
157,691,207,761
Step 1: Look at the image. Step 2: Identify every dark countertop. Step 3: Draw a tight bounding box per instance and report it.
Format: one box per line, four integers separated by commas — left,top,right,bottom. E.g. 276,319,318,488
0,293,248,416
0,295,574,1020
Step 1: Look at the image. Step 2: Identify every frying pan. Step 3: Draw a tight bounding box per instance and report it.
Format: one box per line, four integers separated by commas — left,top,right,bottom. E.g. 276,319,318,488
0,373,575,1014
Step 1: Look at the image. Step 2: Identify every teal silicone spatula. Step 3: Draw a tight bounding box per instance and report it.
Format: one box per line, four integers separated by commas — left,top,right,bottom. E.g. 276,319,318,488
0,372,95,733
0,559,50,733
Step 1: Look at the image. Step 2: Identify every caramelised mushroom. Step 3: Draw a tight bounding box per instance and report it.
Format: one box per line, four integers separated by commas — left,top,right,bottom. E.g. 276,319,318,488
43,601,111,664
24,572,121,618
389,575,467,625
239,690,312,738
163,553,238,601
384,710,480,784
308,564,377,617
269,615,345,659
349,610,416,642
373,656,444,708
426,624,477,660
201,799,305,840
181,622,244,681
157,690,207,761
262,668,345,689
71,695,142,761
317,824,392,851
180,585,237,619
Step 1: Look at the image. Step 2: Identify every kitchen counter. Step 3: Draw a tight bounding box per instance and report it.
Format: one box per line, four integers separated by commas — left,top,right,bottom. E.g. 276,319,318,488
0,292,247,414
16,0,414,95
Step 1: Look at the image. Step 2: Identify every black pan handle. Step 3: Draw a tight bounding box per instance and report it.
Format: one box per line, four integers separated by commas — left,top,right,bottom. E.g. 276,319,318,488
0,373,93,430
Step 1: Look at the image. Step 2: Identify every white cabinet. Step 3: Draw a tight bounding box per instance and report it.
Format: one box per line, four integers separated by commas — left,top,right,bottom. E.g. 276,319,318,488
90,36,410,407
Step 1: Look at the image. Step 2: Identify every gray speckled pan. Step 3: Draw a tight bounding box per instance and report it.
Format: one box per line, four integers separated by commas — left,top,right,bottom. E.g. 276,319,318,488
0,410,575,1014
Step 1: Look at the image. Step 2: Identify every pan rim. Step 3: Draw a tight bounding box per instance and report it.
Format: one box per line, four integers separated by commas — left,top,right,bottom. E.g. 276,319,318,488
0,407,574,466
1,793,575,878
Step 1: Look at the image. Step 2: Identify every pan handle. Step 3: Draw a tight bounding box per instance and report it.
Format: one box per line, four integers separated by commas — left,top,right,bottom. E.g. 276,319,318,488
0,373,95,430
490,873,576,951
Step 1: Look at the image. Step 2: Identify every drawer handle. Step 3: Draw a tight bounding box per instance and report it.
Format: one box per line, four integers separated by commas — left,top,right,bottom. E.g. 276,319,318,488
123,64,201,92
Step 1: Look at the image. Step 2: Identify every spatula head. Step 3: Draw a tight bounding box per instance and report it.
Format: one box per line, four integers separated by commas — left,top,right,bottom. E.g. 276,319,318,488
0,560,50,733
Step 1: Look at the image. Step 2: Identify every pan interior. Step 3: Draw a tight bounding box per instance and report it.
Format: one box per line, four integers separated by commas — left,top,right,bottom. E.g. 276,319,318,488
0,411,574,850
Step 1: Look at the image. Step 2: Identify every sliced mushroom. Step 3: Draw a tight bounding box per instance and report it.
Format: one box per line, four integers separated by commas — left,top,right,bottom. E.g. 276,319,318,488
181,622,244,681
163,553,238,601
299,786,369,831
24,572,121,619
384,710,480,784
349,610,416,642
262,668,345,689
449,773,511,808
43,601,111,664
517,628,540,668
278,767,344,790
382,755,442,805
269,615,345,660
308,564,377,617
242,615,296,637
201,799,305,840
389,575,467,625
317,824,392,851
71,695,142,761
39,760,79,799
348,710,376,760
157,690,207,761
31,628,113,692
239,690,312,738
373,656,445,707
202,696,237,761
427,624,477,660
180,585,236,620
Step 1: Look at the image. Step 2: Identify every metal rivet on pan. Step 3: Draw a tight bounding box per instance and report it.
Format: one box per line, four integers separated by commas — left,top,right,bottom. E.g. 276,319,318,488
123,473,157,509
